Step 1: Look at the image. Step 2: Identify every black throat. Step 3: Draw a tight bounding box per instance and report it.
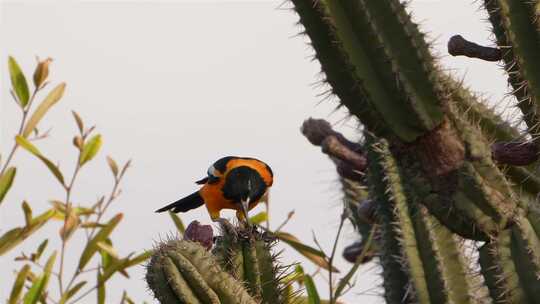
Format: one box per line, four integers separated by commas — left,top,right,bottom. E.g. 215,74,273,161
222,166,267,205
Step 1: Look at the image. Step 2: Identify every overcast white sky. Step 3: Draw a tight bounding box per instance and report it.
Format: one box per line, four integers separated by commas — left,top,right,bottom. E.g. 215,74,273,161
0,1,510,303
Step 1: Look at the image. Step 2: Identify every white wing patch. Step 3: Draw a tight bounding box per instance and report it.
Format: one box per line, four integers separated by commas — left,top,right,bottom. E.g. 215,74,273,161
207,165,217,177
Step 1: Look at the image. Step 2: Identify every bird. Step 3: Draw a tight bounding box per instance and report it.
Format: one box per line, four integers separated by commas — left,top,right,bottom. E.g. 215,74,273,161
155,156,273,224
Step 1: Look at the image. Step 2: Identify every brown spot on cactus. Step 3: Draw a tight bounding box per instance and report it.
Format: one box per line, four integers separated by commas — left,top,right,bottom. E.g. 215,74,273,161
413,119,465,176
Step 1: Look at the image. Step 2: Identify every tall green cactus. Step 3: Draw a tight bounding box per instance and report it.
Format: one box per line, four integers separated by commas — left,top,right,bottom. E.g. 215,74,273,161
295,0,540,303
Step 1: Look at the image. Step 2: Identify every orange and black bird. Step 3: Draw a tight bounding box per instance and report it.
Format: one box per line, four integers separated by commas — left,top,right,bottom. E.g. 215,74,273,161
155,156,273,223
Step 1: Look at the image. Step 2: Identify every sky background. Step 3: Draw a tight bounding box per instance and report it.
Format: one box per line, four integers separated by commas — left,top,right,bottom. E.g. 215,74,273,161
0,0,512,303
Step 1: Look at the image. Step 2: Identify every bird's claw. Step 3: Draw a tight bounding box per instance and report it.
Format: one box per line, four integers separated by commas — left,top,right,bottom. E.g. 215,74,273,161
213,217,236,234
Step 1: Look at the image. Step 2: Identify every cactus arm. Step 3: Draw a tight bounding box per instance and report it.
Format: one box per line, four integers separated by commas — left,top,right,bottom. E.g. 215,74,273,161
179,241,258,304
342,0,444,130
161,256,204,304
213,225,285,304
167,251,221,303
447,78,519,142
242,240,263,299
512,216,540,302
147,254,198,304
291,0,391,138
484,0,540,140
504,166,540,196
369,138,483,303
255,241,282,304
368,138,430,303
478,217,540,304
292,0,445,142
412,207,477,304
479,230,530,303
146,240,258,304
496,0,540,103
528,206,540,237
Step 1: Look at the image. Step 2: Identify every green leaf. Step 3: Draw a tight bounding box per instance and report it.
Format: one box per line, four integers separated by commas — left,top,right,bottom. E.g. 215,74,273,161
22,83,66,138
23,251,56,304
78,213,122,270
121,291,135,304
16,136,65,185
275,231,339,272
79,134,102,166
72,111,84,134
60,208,79,241
168,211,185,233
97,270,106,304
0,209,56,255
22,201,32,226
80,222,106,228
97,241,119,259
0,167,17,204
34,239,48,261
8,264,30,304
120,159,131,178
8,56,30,107
249,211,268,225
59,281,86,304
15,135,40,154
126,250,152,266
106,156,119,177
101,251,151,283
303,274,321,304
99,238,114,269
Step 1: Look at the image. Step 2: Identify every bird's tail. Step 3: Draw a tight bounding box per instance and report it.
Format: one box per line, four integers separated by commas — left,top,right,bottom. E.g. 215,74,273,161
155,191,204,213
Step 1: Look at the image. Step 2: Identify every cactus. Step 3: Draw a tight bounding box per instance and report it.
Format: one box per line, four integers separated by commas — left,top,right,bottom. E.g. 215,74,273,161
294,0,540,303
146,239,258,304
213,223,284,303
146,222,289,304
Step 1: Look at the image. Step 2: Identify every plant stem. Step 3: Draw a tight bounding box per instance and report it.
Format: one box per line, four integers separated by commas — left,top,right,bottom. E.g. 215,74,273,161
88,176,121,238
64,172,123,294
328,213,346,304
0,89,38,176
58,160,82,295
66,280,100,304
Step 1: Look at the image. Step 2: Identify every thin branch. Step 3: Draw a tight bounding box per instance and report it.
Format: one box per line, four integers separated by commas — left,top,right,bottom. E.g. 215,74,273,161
58,160,82,294
328,213,346,304
274,210,295,233
0,88,39,176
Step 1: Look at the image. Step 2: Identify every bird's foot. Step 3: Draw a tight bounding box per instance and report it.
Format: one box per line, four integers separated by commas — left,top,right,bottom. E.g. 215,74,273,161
212,217,235,232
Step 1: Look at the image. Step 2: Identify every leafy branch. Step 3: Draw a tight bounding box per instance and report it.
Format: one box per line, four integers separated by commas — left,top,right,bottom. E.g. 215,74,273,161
2,56,148,304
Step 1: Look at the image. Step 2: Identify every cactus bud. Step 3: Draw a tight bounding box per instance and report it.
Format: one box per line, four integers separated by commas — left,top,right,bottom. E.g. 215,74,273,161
73,136,83,150
33,57,52,88
183,221,213,250
492,141,538,166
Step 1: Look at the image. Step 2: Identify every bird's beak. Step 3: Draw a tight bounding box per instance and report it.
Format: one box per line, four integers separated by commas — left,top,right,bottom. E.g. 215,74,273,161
241,198,251,226
261,190,270,203
195,177,208,184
